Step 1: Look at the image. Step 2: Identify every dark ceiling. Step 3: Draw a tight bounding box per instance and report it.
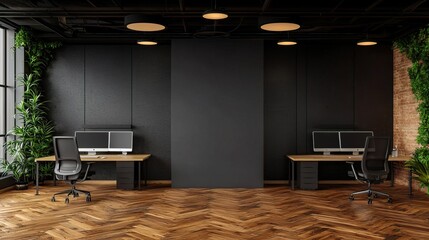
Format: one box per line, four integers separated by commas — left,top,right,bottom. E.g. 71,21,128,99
0,0,428,44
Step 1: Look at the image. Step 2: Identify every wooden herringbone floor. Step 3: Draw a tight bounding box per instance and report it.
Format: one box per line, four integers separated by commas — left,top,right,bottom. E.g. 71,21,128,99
0,181,429,239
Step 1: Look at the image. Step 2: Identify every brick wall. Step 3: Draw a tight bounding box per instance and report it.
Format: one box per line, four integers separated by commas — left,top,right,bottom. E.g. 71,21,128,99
392,47,424,192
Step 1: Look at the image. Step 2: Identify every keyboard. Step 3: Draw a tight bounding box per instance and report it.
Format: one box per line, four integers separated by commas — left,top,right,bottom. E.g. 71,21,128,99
81,155,100,159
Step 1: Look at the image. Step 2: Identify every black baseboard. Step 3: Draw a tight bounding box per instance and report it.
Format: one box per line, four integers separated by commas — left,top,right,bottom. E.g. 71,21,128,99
0,174,15,189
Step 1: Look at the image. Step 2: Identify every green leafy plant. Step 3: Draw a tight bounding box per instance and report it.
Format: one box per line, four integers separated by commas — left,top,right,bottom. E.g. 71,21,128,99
395,25,429,193
405,147,429,193
2,28,61,187
39,162,54,182
1,158,33,183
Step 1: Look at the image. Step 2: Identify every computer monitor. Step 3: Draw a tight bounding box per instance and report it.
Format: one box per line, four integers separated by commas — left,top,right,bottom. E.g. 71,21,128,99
312,131,341,155
109,131,133,154
75,131,109,154
339,131,374,155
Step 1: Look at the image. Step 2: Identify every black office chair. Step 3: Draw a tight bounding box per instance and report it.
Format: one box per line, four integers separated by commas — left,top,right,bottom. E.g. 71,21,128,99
51,136,92,204
347,136,392,204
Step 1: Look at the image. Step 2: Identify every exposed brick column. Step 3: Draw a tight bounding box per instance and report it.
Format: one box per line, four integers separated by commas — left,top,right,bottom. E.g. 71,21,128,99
392,48,425,192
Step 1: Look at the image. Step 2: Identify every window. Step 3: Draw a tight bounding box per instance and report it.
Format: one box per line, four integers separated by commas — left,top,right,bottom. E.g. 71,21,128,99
0,28,16,169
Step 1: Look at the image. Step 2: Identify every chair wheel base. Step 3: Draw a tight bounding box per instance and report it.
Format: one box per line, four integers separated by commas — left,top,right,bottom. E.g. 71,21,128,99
51,197,55,202
387,197,393,203
349,195,354,201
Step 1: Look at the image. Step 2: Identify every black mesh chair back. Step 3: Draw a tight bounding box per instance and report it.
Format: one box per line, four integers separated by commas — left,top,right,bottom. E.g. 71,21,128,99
361,136,390,182
52,136,92,204
348,136,392,204
53,136,82,181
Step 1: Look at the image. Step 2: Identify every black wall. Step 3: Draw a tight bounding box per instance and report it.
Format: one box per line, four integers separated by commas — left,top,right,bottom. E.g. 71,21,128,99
171,40,264,187
46,45,171,180
264,42,393,180
46,41,393,182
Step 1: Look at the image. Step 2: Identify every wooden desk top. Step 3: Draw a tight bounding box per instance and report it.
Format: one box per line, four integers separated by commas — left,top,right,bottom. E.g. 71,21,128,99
287,154,409,162
35,154,151,162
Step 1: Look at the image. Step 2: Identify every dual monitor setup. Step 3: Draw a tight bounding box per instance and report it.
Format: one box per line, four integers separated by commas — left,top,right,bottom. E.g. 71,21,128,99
312,131,374,155
75,131,133,155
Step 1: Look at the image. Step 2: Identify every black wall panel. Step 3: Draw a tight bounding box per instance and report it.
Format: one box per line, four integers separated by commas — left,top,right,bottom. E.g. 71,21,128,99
354,45,393,138
46,45,85,135
46,45,171,180
84,46,132,125
46,41,393,182
171,40,264,187
264,43,297,180
306,44,355,134
263,43,393,181
132,45,171,180
306,44,355,180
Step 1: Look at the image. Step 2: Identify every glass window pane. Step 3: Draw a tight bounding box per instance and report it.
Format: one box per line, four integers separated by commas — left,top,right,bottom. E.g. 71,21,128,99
5,134,13,161
6,29,14,87
0,87,4,135
0,29,4,85
6,87,14,133
15,47,24,106
0,137,4,163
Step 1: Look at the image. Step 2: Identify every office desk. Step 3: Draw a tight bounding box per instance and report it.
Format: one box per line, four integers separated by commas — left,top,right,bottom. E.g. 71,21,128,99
286,154,411,193
35,154,151,195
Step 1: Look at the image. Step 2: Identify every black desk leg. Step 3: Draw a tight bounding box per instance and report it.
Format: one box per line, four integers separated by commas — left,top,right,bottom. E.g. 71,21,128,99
409,169,413,196
144,160,148,186
390,162,394,187
288,158,291,186
35,162,39,195
291,161,295,190
53,168,56,186
138,161,141,190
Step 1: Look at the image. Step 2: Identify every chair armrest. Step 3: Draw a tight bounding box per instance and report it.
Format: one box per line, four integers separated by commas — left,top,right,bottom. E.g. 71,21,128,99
78,162,94,183
346,161,360,181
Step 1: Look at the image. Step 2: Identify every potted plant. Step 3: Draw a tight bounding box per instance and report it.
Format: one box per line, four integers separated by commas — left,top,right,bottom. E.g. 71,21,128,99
405,147,429,193
2,29,60,189
1,158,32,190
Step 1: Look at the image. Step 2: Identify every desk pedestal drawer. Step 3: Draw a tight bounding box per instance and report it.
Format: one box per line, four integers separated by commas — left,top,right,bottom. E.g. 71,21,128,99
116,162,138,189
297,162,318,190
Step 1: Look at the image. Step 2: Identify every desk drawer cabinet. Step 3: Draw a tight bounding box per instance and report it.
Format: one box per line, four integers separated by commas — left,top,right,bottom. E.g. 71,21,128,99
297,162,318,190
116,162,138,189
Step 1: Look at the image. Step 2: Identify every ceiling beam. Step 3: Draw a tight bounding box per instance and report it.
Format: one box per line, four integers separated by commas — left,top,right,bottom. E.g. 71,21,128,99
31,17,69,38
46,0,59,8
366,0,384,12
330,0,345,13
111,0,123,9
0,18,19,29
403,0,427,12
86,0,97,8
0,3,10,9
178,0,187,33
262,0,271,12
1,10,429,18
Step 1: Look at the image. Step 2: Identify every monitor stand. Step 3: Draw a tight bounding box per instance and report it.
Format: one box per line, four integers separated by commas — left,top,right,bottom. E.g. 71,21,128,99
352,151,359,155
323,151,330,155
87,152,97,156
122,151,128,155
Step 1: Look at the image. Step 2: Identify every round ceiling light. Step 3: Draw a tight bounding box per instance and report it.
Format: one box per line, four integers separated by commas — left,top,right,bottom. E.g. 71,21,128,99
357,40,377,46
202,9,228,20
137,40,158,46
259,17,300,31
261,22,300,31
125,15,166,32
277,40,297,46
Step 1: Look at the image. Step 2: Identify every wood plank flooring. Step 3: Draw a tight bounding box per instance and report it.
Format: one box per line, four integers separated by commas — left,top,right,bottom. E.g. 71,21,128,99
0,181,429,239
